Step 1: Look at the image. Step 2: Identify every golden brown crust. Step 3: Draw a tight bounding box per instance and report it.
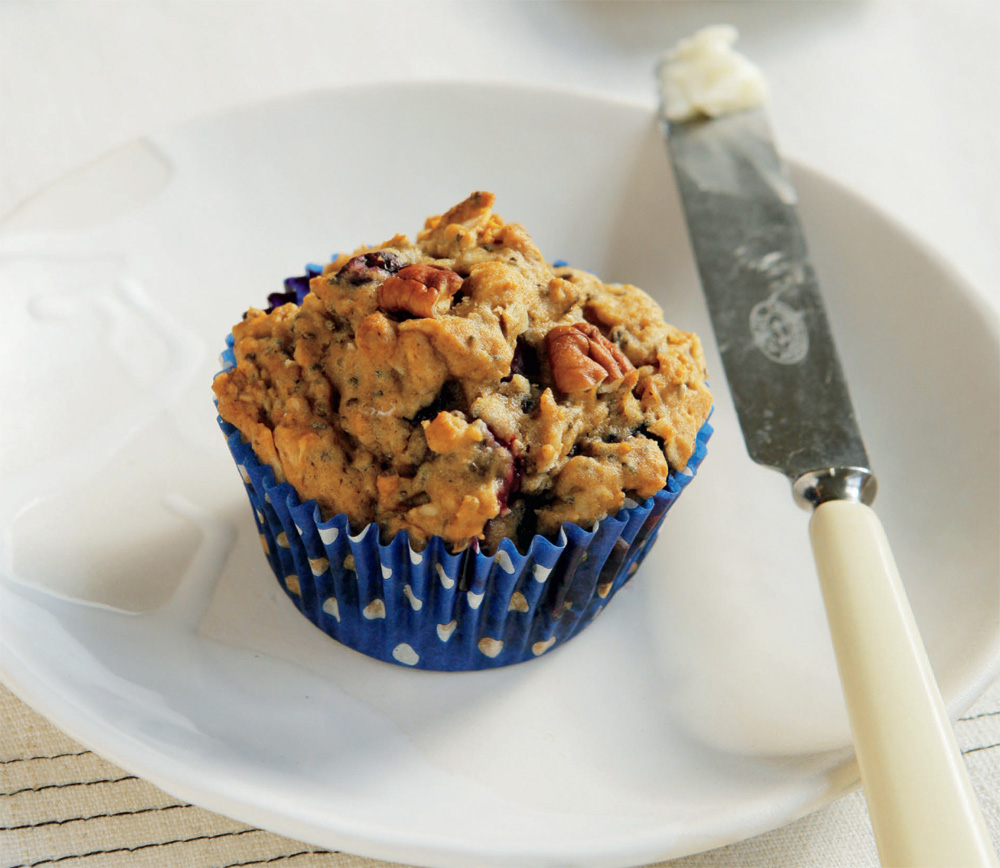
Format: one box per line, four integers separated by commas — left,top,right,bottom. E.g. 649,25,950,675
213,194,711,551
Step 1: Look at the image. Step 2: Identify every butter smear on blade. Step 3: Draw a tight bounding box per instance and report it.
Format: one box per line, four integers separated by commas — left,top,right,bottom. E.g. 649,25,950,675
659,25,767,122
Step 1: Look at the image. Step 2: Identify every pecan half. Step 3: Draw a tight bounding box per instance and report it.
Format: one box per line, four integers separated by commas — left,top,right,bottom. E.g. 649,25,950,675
377,264,464,318
545,322,635,393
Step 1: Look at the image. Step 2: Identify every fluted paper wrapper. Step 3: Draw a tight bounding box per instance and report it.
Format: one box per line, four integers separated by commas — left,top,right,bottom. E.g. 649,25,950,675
218,333,711,670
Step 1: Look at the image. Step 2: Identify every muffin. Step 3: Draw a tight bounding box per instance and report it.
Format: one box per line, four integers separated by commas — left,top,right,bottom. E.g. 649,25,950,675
214,192,712,669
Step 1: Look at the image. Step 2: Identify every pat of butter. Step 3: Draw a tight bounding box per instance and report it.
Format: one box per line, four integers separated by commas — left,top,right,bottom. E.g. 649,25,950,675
659,25,767,122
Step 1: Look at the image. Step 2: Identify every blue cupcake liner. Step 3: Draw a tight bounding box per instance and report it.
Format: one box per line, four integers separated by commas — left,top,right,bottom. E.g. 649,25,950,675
218,416,710,670
218,287,711,669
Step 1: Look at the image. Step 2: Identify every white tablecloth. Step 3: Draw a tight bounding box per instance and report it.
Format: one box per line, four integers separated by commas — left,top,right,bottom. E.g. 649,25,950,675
2,2,997,867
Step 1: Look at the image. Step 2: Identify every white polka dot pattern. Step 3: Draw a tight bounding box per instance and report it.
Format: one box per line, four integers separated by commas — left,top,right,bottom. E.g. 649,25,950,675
322,596,340,622
495,550,515,574
363,600,386,620
402,585,423,611
532,637,556,656
392,644,420,666
478,638,503,658
508,592,529,613
436,563,454,589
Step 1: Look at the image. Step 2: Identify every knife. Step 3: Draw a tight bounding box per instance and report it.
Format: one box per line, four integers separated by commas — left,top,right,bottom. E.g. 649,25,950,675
660,79,997,866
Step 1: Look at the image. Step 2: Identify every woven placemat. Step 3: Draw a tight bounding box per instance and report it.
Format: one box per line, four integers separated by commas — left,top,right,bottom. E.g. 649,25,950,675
2,677,997,868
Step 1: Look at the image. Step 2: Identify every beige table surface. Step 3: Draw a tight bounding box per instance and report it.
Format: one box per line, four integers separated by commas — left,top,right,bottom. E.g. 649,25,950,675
2,675,998,868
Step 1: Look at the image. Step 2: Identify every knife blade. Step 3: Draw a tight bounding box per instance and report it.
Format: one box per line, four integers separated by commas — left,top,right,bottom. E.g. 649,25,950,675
659,59,996,868
664,107,873,502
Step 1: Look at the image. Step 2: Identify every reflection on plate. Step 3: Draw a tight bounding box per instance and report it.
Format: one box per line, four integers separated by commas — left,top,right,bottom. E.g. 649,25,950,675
1,84,997,868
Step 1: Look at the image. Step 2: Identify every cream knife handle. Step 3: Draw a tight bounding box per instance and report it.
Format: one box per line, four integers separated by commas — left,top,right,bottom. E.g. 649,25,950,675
810,499,997,867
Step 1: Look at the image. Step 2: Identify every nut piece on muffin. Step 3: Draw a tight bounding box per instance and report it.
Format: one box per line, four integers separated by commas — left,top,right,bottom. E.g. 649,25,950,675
213,192,712,553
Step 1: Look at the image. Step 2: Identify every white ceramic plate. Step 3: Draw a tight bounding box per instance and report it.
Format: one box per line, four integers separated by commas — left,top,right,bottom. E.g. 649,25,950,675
1,84,997,868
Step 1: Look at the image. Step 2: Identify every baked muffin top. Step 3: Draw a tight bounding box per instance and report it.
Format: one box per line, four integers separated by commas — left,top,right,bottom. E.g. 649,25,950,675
213,192,712,552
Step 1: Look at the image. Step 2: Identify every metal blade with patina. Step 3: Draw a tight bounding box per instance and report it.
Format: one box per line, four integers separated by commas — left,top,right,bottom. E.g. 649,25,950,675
665,108,871,489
